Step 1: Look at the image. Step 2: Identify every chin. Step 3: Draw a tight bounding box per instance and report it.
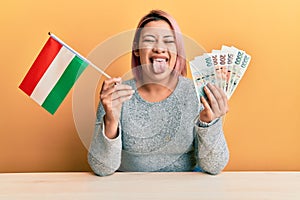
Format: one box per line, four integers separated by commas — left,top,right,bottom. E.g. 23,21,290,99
143,69,174,83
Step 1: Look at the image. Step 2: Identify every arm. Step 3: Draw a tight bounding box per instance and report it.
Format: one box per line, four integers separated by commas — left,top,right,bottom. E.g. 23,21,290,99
195,83,229,174
88,104,122,176
194,118,229,175
88,78,134,176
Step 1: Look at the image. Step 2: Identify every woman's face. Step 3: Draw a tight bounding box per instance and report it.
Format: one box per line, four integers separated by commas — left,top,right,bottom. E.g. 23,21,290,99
136,20,177,82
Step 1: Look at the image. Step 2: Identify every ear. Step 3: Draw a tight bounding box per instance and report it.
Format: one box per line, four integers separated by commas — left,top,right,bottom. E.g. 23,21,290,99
134,49,139,57
133,42,139,57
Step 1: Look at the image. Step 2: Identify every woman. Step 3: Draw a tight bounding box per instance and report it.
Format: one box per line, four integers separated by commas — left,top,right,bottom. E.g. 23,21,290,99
88,10,229,176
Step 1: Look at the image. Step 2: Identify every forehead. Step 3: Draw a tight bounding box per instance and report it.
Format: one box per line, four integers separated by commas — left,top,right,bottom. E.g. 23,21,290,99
140,20,174,36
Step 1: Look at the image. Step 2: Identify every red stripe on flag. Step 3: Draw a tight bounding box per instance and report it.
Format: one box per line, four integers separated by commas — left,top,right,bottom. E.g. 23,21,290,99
19,37,62,96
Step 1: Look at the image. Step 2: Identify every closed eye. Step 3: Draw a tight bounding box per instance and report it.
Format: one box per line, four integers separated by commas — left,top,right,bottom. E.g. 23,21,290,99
164,35,175,44
164,40,175,44
142,35,156,43
143,39,155,43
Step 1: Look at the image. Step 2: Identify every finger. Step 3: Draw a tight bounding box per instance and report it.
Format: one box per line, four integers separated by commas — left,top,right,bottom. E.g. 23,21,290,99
101,81,132,100
208,84,225,110
100,85,116,100
101,83,132,97
214,84,227,100
111,89,135,101
101,77,122,91
114,84,133,92
110,83,134,99
103,92,133,117
108,84,134,100
200,96,212,112
213,85,229,114
112,93,133,107
204,84,219,112
207,84,229,116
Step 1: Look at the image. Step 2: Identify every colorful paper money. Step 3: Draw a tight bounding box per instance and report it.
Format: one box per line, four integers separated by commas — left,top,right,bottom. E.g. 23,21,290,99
190,45,251,101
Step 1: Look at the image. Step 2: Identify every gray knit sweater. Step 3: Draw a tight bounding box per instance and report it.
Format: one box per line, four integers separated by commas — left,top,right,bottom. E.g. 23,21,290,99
88,76,229,176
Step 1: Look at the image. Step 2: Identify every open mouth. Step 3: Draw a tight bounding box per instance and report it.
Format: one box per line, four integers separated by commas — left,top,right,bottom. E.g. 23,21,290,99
150,58,168,74
150,57,169,63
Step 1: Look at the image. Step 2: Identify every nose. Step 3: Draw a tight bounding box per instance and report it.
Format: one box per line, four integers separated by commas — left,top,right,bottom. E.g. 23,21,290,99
152,40,166,53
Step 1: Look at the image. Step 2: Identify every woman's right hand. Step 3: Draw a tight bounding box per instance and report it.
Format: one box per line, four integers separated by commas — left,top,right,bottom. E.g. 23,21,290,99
100,77,134,139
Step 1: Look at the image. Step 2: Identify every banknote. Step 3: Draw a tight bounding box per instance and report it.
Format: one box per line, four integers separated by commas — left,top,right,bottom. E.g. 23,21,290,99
228,51,251,98
211,50,228,91
189,45,251,100
190,54,216,101
207,51,221,88
221,45,237,98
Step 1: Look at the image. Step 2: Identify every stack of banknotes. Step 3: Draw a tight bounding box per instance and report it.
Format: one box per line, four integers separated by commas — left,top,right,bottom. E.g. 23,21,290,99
189,45,251,100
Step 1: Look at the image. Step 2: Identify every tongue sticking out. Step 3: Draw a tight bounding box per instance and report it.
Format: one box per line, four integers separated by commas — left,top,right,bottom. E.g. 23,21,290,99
152,59,167,74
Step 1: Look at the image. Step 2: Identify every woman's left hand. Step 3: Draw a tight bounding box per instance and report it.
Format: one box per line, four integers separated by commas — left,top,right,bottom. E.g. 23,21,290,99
199,83,229,123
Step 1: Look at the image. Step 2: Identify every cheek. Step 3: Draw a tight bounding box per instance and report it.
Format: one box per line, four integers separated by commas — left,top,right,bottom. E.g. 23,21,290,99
138,49,149,63
169,46,177,63
170,53,177,65
168,44,177,54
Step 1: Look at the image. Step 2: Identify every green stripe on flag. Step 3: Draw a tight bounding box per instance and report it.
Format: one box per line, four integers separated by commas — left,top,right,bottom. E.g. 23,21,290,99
41,56,88,114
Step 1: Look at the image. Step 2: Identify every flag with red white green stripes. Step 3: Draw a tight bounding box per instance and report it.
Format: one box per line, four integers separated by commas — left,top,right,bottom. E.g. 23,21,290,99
19,36,88,114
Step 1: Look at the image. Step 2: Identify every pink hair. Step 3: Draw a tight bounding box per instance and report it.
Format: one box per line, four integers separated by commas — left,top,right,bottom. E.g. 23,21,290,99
131,10,187,80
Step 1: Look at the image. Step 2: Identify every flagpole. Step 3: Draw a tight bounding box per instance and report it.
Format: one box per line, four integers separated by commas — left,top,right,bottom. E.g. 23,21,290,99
48,32,111,79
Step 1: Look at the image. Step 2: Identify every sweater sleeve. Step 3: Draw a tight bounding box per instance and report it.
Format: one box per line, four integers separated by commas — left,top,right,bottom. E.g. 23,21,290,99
194,118,229,175
88,103,122,176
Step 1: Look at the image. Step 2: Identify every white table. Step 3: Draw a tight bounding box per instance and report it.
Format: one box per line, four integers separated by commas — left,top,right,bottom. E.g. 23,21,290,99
1,172,299,199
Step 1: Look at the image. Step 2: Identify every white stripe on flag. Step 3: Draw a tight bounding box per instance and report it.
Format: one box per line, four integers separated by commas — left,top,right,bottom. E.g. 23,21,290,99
31,47,75,105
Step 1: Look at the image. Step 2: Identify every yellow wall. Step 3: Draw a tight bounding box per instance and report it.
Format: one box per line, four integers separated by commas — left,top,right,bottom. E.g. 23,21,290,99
1,0,299,172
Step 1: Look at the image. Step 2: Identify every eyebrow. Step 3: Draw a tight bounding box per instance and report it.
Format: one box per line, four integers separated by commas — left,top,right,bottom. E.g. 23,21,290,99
142,34,156,39
142,34,175,39
163,35,174,39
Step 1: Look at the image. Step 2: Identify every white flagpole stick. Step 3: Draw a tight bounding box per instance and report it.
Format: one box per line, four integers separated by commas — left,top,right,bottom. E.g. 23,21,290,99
48,32,111,78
